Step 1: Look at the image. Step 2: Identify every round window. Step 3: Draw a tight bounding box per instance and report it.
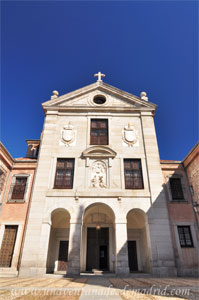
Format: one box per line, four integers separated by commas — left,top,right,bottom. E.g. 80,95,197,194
93,95,106,105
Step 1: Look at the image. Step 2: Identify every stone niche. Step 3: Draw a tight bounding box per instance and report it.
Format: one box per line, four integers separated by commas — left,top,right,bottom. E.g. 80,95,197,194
82,145,117,189
90,160,108,188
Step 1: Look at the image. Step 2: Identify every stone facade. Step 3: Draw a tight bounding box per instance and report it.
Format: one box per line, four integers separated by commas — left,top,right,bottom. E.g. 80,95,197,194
0,79,198,277
18,80,178,277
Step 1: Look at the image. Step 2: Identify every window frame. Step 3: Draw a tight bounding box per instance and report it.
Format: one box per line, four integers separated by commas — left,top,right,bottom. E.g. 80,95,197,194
124,159,144,190
169,177,184,201
54,158,75,189
7,174,30,203
166,174,187,203
90,119,109,145
177,226,194,248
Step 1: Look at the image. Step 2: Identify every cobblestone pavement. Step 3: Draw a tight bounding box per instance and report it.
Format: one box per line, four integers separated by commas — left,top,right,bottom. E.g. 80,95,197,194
0,277,198,300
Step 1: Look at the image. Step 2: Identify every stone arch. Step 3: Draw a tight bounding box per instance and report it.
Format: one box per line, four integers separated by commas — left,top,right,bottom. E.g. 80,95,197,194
126,208,148,227
83,202,115,223
83,201,116,220
81,202,116,272
46,208,71,273
126,208,151,273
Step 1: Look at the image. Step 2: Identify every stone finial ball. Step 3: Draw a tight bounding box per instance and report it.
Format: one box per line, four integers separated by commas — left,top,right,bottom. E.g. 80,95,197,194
140,91,147,97
52,90,59,96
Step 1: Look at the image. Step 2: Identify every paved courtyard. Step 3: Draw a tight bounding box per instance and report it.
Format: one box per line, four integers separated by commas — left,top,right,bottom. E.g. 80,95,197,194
0,276,198,300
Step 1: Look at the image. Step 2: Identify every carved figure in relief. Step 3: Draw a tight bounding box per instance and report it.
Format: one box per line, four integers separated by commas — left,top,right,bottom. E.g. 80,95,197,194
91,161,107,188
122,123,138,147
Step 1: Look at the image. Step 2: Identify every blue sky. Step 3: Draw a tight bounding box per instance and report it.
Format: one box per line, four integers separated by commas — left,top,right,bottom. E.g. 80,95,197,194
1,1,198,160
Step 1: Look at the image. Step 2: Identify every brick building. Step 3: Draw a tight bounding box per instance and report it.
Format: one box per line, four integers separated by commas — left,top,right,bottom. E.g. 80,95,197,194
183,142,199,224
0,141,38,277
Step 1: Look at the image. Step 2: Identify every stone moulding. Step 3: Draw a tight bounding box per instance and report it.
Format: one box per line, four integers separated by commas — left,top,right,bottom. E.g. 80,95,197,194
82,146,117,159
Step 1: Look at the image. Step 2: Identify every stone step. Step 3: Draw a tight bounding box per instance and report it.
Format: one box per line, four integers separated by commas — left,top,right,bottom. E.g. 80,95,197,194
0,268,18,277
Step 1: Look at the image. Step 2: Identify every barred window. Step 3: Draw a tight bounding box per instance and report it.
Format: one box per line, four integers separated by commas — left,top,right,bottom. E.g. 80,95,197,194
54,159,74,189
170,178,184,200
124,159,144,189
11,177,27,200
177,226,193,248
90,119,108,145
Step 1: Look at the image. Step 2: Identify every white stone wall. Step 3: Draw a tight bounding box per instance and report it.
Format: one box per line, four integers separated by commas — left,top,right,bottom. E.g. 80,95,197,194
19,87,176,276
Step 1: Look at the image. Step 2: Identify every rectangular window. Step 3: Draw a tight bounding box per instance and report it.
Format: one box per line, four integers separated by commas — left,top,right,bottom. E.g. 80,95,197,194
54,158,74,189
124,159,144,189
11,177,27,200
177,226,194,248
169,178,184,200
90,119,108,145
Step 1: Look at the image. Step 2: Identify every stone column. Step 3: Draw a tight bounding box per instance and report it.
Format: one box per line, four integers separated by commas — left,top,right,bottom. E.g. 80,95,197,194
19,220,51,277
67,219,82,275
115,221,129,274
37,221,51,271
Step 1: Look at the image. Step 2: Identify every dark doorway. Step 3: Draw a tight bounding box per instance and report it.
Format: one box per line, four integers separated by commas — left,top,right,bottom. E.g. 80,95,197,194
99,245,108,270
58,240,68,271
128,241,138,271
0,225,18,267
86,227,109,271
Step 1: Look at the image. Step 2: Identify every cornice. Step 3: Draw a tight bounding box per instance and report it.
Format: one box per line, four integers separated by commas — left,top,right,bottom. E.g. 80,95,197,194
43,106,155,115
42,81,157,114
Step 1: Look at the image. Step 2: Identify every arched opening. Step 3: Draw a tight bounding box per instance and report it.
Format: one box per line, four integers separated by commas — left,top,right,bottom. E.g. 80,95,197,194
81,203,115,273
127,209,151,273
46,208,70,273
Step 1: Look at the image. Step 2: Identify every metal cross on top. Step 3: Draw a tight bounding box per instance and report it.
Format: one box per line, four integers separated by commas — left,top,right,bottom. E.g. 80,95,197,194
94,72,106,82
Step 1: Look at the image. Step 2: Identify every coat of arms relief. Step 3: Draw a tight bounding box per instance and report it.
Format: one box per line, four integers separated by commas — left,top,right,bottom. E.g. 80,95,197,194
122,123,139,147
60,122,76,146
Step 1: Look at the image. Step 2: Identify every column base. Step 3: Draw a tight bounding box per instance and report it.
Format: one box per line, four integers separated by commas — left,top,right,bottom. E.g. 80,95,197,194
152,266,177,277
116,267,130,275
19,267,46,277
67,267,80,276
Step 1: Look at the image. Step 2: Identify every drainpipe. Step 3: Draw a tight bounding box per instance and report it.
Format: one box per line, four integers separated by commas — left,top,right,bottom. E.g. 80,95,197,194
17,130,44,271
17,159,38,271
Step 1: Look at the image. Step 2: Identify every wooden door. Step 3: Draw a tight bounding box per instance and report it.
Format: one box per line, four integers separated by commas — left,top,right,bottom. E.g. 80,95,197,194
0,225,18,267
58,241,68,271
128,241,138,271
86,228,99,270
86,227,109,271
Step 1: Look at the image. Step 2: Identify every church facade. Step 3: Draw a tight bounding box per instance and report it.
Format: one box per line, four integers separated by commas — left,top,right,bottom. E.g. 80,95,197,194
0,75,198,277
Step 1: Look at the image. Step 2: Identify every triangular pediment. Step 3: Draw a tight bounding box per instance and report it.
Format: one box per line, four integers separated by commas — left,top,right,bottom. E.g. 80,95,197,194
82,146,117,159
42,81,156,113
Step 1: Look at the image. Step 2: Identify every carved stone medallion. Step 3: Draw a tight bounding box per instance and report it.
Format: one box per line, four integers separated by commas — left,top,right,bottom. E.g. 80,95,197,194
122,123,138,147
61,122,75,145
